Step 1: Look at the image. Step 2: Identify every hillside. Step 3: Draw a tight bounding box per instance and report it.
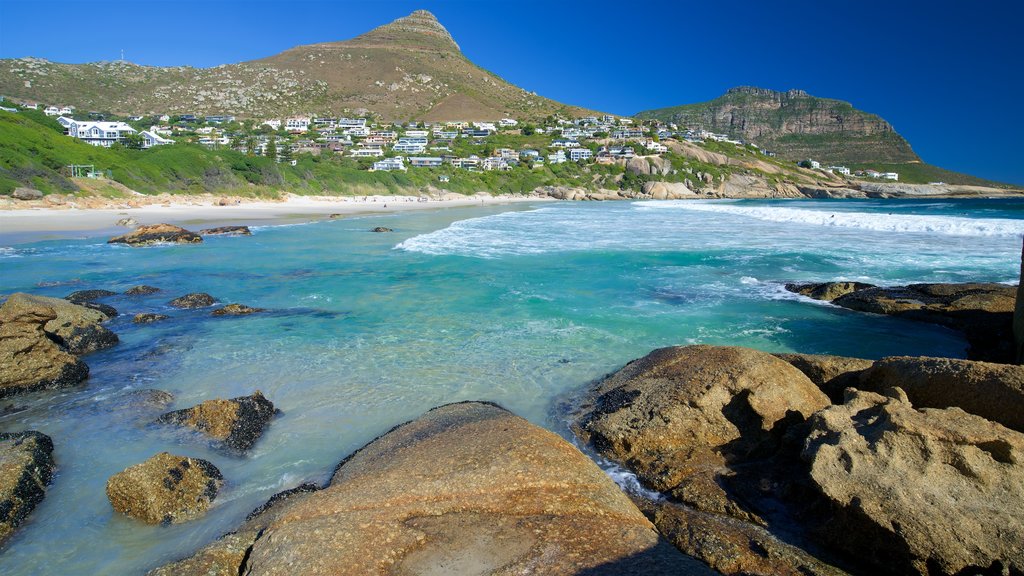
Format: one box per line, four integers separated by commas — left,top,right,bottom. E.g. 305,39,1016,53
636,87,919,164
0,10,592,121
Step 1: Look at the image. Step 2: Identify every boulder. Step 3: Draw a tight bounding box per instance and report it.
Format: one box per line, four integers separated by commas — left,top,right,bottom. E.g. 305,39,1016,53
148,402,708,575
198,226,251,236
573,346,829,517
802,388,1024,575
858,356,1024,432
115,217,138,228
80,301,118,318
156,391,276,451
0,431,55,545
785,282,875,302
106,453,223,525
108,224,202,246
64,289,116,303
642,181,696,199
168,293,216,309
371,227,393,233
626,156,651,176
11,187,43,201
648,155,673,176
0,292,117,356
774,353,874,403
210,304,264,316
832,283,1016,362
133,313,169,324
124,285,160,295
0,299,89,397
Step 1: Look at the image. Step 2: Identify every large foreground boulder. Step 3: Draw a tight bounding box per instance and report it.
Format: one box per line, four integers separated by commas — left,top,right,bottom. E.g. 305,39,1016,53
108,224,202,246
149,401,709,575
858,356,1024,432
155,391,276,451
106,453,223,525
802,388,1024,575
0,431,55,545
0,298,89,397
0,293,117,356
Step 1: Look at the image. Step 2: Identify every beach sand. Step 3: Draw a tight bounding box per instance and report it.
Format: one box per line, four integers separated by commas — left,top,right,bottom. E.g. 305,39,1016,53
0,193,550,244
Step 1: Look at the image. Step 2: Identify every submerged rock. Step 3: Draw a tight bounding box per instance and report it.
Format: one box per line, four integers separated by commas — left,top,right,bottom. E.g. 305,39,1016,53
64,289,116,303
371,226,393,233
108,224,203,246
168,293,216,309
774,353,874,403
802,388,1024,575
80,301,118,318
858,356,1024,432
149,401,707,575
115,217,138,228
106,453,223,525
785,282,875,302
156,391,276,451
133,313,169,324
0,431,55,545
198,226,251,236
125,285,160,296
0,298,89,397
210,304,264,316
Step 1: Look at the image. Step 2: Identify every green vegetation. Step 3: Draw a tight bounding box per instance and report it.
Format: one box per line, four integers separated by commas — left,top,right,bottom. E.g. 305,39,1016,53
844,162,1011,187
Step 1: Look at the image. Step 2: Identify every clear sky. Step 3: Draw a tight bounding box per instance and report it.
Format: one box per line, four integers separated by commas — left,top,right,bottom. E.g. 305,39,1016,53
1,0,1022,184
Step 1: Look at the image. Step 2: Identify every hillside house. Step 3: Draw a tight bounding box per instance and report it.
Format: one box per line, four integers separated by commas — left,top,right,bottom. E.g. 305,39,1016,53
66,119,136,147
139,130,175,148
371,157,406,172
568,148,592,162
643,140,668,154
548,150,566,164
285,117,310,133
44,106,60,116
828,165,851,176
262,119,282,130
409,156,444,168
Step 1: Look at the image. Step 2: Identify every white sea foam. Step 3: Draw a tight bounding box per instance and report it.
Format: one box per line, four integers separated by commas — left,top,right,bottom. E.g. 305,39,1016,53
633,201,1024,237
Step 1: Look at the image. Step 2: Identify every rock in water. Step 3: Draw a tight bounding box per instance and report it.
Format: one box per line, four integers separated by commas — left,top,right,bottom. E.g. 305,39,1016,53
0,431,55,545
0,300,89,397
108,224,203,246
148,402,708,575
371,227,393,232
115,217,138,228
125,285,160,295
774,353,874,403
64,289,116,303
198,226,251,236
784,282,875,301
802,389,1024,575
156,391,276,451
133,313,169,324
210,304,264,316
858,356,1024,432
0,293,118,356
168,293,216,309
106,453,223,525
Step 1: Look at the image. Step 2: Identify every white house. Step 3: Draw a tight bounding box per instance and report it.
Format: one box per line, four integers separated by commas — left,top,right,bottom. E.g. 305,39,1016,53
262,119,282,130
547,150,566,164
408,156,444,168
350,148,384,158
139,130,175,148
828,165,851,176
345,126,370,137
393,142,426,154
371,157,406,172
404,129,428,138
56,116,75,129
498,118,518,127
881,172,899,181
551,139,578,148
643,140,668,154
568,148,592,162
44,106,60,116
66,119,136,147
285,117,310,133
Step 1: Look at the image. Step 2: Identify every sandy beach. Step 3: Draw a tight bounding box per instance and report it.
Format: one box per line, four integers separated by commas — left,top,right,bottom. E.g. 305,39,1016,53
0,193,550,244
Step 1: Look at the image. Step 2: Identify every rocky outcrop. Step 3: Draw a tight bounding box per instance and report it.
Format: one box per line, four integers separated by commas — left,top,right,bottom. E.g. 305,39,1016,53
858,356,1024,432
774,353,874,403
626,156,673,177
64,289,116,303
0,297,89,397
133,313,169,324
0,293,117,356
156,391,276,451
802,388,1024,575
785,281,875,302
1015,239,1024,364
370,227,393,233
198,226,251,236
0,431,55,545
210,304,264,316
108,224,203,246
168,293,216,309
106,453,223,525
149,401,707,575
11,187,43,201
115,217,138,227
125,285,160,295
642,181,697,199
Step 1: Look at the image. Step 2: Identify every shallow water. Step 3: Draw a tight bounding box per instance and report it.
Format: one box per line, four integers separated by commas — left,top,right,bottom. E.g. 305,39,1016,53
1,198,1021,574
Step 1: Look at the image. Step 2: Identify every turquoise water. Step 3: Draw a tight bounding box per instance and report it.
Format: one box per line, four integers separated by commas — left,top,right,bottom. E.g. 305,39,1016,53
1,198,1022,574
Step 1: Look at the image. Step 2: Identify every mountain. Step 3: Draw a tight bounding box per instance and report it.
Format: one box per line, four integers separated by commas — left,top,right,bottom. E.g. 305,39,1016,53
0,10,591,121
635,87,918,165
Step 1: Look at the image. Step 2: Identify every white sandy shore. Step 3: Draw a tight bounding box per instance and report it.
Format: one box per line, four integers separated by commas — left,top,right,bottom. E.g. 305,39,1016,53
0,193,550,244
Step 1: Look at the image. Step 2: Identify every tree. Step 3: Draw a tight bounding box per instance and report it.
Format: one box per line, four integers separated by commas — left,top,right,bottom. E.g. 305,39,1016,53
266,137,278,162
245,137,257,156
120,132,145,149
521,124,535,136
278,142,293,164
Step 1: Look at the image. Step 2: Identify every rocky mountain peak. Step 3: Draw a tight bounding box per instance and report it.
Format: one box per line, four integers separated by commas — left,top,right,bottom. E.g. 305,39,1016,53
347,9,460,52
726,86,809,99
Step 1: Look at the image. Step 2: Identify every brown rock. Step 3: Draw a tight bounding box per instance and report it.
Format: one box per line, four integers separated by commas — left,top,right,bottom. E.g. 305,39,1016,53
0,293,117,356
133,313,169,324
155,391,276,451
168,293,216,309
11,187,43,201
802,388,1024,575
198,226,251,236
148,402,708,575
858,356,1024,432
0,431,55,545
0,299,89,397
774,353,874,403
124,285,160,295
210,303,264,316
106,453,223,525
785,281,875,301
108,223,202,246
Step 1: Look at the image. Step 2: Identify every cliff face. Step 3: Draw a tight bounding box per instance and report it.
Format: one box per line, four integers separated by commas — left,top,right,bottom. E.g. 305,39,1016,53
637,86,919,164
0,11,593,121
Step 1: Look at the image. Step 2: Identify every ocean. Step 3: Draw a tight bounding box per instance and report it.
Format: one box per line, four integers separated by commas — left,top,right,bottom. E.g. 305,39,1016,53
1,197,1022,574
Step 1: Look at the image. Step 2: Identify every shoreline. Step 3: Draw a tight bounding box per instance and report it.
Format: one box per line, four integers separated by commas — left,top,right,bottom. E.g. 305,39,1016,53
0,193,551,245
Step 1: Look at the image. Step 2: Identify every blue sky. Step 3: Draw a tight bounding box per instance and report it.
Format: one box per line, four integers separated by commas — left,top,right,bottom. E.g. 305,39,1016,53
1,0,1022,184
